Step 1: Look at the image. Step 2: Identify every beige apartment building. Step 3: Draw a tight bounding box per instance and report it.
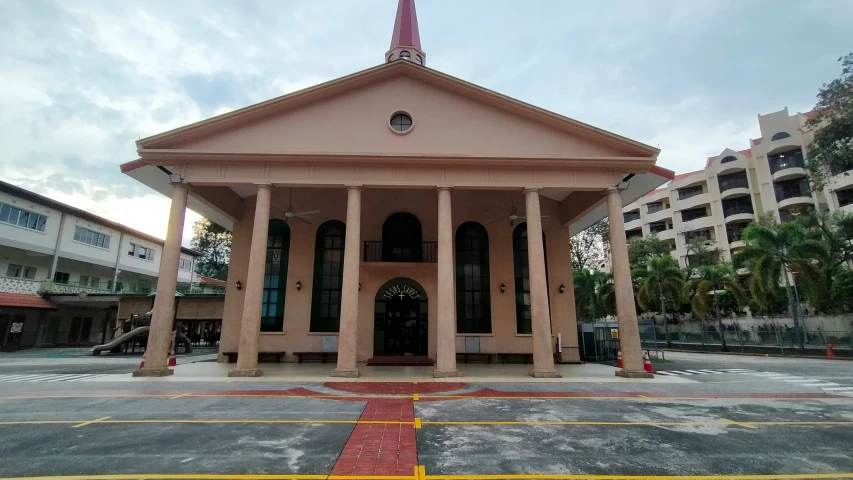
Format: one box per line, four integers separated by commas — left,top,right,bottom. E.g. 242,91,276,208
622,107,853,268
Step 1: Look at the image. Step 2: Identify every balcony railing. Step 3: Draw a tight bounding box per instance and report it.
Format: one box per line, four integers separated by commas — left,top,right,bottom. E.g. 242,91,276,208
678,186,704,201
768,150,806,174
0,280,226,297
723,204,754,218
363,241,438,263
623,213,641,223
0,277,41,295
719,176,749,192
774,180,811,202
646,203,667,214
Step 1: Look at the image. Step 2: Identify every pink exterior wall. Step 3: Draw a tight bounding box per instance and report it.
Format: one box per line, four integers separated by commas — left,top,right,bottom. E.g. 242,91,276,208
218,187,579,363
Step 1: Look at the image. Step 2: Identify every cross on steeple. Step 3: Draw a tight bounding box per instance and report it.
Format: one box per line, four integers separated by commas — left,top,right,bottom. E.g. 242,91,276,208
386,0,426,66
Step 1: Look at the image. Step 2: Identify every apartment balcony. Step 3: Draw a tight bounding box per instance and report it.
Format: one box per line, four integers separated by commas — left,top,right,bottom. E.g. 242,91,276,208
644,208,672,224
650,228,675,241
772,167,808,182
729,240,745,249
674,192,711,211
720,187,751,200
767,134,801,154
0,277,41,295
828,170,853,190
717,157,747,176
624,217,643,231
777,195,814,209
680,215,715,232
38,281,226,296
723,204,755,224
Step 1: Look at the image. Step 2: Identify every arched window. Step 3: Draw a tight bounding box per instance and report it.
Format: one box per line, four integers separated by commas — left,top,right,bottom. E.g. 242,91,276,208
415,54,423,65
388,53,394,62
400,50,411,60
512,223,548,334
456,222,491,334
261,219,290,332
382,212,422,262
720,155,738,164
310,220,346,332
771,132,791,141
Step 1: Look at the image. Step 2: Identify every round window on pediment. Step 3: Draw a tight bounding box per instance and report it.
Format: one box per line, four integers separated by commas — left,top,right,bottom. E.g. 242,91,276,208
389,112,413,134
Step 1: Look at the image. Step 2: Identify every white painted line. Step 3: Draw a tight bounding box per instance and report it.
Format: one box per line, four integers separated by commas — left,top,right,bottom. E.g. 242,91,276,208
656,372,679,376
784,378,817,383
684,370,707,374
20,375,58,382
5,375,47,382
43,374,87,382
698,370,722,373
668,370,692,375
822,387,853,392
802,383,841,387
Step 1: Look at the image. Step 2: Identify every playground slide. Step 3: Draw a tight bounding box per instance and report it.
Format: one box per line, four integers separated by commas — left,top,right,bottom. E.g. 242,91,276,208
91,327,194,356
91,326,149,356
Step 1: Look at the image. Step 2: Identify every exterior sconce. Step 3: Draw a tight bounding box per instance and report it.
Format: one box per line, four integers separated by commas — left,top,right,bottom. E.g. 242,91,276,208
168,174,186,185
296,281,302,291
616,180,630,191
559,284,566,294
235,280,242,291
500,283,506,293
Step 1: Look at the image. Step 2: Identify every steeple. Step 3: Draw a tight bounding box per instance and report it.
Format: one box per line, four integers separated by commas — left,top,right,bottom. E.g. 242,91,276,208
386,0,426,66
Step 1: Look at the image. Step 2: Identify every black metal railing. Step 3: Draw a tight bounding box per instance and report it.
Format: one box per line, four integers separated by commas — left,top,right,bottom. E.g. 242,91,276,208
768,150,806,174
723,204,754,218
718,172,749,192
678,186,704,201
363,241,438,263
774,179,811,202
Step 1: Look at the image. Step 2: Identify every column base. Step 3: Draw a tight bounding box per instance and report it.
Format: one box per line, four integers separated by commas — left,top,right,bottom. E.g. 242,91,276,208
433,369,462,378
132,368,174,377
331,368,360,378
228,368,264,377
529,370,562,378
615,370,654,379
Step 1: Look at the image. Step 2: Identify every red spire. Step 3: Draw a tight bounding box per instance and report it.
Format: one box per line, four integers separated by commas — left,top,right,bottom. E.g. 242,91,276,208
390,0,421,50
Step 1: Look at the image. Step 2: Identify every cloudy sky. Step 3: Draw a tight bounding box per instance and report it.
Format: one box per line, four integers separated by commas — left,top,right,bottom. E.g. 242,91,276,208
1,0,851,244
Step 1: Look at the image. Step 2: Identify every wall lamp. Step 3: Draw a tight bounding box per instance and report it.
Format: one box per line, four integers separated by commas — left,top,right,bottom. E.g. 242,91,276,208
168,174,186,185
235,280,242,291
559,284,566,294
500,283,506,293
296,281,302,291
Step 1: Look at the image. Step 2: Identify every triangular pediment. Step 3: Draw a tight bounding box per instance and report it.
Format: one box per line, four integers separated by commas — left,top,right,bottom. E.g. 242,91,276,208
139,62,657,161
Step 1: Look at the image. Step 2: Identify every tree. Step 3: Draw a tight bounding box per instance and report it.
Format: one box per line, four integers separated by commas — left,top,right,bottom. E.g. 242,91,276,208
632,255,684,347
190,218,232,280
573,268,615,321
683,264,746,351
682,233,721,276
627,233,673,268
804,53,853,190
570,220,610,272
733,221,825,352
796,211,853,313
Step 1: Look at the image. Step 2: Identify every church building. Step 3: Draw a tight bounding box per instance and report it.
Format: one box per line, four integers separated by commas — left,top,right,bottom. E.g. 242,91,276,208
123,0,673,378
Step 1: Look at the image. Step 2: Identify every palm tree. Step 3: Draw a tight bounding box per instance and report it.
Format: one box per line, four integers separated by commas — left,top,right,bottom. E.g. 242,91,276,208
573,269,615,321
734,221,825,352
683,264,747,351
632,255,684,347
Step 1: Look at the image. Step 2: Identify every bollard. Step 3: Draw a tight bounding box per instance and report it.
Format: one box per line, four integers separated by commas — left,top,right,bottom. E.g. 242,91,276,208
827,344,837,359
616,349,623,368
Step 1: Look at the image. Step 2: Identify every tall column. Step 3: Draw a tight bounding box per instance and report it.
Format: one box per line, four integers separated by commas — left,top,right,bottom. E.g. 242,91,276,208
230,184,272,377
606,187,652,377
332,186,362,377
133,182,188,377
524,188,560,378
434,187,461,377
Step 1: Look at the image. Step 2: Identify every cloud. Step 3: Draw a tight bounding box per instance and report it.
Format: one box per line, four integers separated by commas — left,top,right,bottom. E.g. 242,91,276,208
0,0,849,246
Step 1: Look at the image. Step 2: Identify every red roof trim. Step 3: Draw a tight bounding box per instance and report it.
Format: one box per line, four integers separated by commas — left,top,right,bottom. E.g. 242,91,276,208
0,293,56,310
649,165,675,180
120,158,147,173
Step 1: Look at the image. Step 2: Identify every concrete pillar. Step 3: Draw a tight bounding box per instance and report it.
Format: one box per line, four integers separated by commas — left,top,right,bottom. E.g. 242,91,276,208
133,182,188,377
607,187,652,377
229,184,272,377
434,187,461,378
524,188,560,378
332,186,362,378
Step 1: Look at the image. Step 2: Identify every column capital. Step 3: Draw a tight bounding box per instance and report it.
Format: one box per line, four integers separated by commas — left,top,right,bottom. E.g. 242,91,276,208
345,185,363,191
523,187,541,194
436,186,453,192
254,183,272,189
605,186,620,195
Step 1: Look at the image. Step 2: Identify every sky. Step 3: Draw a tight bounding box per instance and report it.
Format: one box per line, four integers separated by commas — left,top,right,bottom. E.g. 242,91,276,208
1,0,851,245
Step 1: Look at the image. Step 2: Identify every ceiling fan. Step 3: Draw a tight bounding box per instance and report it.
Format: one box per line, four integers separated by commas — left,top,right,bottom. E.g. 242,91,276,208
486,200,550,228
282,189,321,224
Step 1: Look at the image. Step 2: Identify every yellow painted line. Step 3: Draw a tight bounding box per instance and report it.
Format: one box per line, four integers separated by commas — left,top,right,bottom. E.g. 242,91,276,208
413,393,419,401
414,417,422,429
418,465,427,480
723,418,759,430
169,393,191,400
70,416,111,429
0,420,79,425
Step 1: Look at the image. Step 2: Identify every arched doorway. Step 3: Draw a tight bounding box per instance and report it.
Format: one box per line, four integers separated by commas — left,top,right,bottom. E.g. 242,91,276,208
374,277,428,356
382,212,422,262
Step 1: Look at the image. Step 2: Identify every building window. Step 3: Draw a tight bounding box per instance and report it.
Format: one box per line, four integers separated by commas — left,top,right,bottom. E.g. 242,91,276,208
718,171,749,192
262,220,290,333
649,221,668,233
400,50,411,60
382,212,422,261
74,226,111,249
779,205,814,223
128,243,154,261
390,113,413,132
623,210,640,223
310,220,346,332
178,258,192,271
5,264,36,280
771,132,791,141
838,188,853,207
646,201,665,214
78,275,100,288
512,223,548,335
415,54,423,64
722,196,754,217
681,207,708,222
768,149,805,174
455,222,491,334
727,222,751,243
774,178,811,202
69,317,93,344
684,228,712,243
677,185,704,200
54,271,70,284
0,202,47,232
721,155,738,164
626,229,643,240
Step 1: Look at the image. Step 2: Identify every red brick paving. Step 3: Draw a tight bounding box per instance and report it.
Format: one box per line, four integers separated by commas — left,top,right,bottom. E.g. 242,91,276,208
331,398,418,477
324,381,467,395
